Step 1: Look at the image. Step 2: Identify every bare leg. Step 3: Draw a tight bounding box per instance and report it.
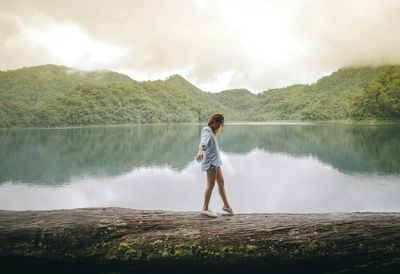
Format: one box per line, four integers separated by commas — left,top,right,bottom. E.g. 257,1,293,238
202,168,216,211
216,167,231,208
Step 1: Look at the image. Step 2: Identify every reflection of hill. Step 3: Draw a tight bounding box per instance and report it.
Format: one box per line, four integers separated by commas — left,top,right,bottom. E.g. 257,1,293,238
1,123,399,186
0,125,201,185
220,123,400,175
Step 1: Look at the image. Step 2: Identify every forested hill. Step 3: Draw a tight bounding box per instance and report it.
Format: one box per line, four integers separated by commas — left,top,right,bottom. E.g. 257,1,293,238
249,66,398,121
0,64,133,104
0,64,399,128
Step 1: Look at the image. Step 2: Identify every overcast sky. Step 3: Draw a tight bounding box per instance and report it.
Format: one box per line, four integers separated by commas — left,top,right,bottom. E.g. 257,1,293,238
1,0,400,93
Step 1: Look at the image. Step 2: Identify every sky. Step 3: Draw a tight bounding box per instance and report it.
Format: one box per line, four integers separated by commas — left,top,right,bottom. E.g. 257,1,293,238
1,0,400,93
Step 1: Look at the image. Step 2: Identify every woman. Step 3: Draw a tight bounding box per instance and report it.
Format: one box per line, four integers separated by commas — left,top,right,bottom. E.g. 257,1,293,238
195,112,234,217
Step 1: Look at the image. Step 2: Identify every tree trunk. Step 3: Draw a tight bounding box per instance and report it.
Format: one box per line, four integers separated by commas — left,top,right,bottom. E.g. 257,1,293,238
1,207,399,273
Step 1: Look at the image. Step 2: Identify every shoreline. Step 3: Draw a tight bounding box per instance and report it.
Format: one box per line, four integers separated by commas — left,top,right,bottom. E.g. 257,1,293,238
1,119,399,130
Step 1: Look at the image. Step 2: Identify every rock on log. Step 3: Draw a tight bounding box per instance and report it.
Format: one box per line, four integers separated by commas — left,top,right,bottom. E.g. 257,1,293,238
0,207,399,273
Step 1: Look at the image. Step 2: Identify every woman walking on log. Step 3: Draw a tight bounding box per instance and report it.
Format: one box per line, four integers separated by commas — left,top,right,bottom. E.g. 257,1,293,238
195,112,234,217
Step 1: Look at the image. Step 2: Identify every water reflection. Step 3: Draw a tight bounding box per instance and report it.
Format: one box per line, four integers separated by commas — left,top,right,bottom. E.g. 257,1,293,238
0,123,399,186
0,149,399,212
0,124,199,185
219,123,400,175
1,123,400,212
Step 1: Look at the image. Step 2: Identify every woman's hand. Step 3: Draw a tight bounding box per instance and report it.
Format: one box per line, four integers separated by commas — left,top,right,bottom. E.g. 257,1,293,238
195,149,203,162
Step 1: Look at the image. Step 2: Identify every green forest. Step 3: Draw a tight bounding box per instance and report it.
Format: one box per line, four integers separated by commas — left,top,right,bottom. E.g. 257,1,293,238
0,64,399,128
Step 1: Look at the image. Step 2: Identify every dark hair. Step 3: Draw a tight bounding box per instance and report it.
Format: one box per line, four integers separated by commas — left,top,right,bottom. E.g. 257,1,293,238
207,112,224,134
214,115,224,123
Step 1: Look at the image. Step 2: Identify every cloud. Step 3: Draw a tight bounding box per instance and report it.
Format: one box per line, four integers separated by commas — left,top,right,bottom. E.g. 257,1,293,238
0,0,400,92
290,0,400,67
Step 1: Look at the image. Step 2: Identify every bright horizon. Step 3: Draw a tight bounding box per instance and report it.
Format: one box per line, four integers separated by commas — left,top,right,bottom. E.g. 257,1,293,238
1,0,400,93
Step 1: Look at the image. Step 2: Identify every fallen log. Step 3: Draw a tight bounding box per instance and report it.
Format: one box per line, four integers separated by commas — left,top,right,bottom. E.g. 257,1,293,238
0,207,399,273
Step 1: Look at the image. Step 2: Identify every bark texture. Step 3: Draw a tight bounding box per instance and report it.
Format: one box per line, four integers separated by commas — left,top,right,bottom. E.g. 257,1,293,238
0,207,399,273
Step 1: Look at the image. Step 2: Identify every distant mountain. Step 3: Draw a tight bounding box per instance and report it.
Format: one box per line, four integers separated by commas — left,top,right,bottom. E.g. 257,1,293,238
206,88,259,121
350,66,400,119
0,64,133,104
250,66,394,120
0,64,399,128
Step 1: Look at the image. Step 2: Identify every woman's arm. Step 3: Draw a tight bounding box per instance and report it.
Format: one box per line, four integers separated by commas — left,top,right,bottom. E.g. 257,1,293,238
198,128,211,151
196,128,211,162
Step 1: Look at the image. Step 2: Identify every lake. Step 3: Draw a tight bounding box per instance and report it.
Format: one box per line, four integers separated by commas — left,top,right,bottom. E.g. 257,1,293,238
1,122,399,213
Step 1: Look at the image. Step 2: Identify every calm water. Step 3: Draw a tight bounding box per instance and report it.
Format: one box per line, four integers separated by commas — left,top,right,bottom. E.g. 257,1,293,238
1,122,400,213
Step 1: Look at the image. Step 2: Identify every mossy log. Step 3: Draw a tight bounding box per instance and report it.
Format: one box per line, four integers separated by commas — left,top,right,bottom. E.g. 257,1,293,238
0,207,399,273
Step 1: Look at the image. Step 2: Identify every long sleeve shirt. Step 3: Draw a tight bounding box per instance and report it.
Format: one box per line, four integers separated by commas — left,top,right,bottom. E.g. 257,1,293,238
198,126,222,171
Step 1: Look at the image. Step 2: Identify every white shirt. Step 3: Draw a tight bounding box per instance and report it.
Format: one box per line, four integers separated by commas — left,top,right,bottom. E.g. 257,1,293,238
198,125,222,171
